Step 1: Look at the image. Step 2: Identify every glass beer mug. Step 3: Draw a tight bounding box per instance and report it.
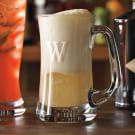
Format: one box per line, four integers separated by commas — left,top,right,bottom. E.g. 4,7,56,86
36,9,121,122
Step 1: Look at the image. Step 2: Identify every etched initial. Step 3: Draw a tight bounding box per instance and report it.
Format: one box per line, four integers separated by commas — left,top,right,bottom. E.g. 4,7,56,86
46,41,68,62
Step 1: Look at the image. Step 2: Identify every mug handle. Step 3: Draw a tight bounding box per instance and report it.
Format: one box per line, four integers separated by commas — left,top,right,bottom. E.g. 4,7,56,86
88,25,122,108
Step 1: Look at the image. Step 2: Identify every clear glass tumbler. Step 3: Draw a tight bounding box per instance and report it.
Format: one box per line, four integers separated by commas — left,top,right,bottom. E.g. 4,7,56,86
0,0,26,117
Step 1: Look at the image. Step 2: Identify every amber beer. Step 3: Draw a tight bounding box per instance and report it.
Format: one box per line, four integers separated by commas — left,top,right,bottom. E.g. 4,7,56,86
0,0,26,116
38,10,93,108
40,72,92,107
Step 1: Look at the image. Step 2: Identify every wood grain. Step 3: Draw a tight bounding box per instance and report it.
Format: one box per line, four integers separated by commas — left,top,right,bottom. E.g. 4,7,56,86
0,95,135,135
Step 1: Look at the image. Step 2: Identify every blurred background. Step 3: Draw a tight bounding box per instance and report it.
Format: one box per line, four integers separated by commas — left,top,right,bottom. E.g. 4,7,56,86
21,0,132,96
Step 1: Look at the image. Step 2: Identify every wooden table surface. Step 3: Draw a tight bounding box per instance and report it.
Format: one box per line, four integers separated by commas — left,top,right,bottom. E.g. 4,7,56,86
0,95,135,135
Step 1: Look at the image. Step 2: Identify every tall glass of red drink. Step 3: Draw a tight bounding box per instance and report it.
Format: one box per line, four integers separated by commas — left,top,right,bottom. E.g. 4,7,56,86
0,0,26,117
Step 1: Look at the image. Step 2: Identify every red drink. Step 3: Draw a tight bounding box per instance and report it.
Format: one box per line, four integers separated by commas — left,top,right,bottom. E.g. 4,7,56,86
0,0,26,116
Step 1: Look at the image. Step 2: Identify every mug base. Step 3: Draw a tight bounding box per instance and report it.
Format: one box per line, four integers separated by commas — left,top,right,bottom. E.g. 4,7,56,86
36,103,96,123
0,98,25,117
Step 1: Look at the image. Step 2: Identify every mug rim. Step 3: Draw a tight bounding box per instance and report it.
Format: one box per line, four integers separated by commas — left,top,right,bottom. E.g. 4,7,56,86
38,14,93,18
38,9,93,19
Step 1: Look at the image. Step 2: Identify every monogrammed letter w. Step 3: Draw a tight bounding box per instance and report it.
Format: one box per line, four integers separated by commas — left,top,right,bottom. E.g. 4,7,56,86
46,41,68,62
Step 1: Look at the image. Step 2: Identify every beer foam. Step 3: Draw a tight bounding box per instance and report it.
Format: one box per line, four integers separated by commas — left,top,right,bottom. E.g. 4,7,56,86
39,9,93,74
55,9,91,16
